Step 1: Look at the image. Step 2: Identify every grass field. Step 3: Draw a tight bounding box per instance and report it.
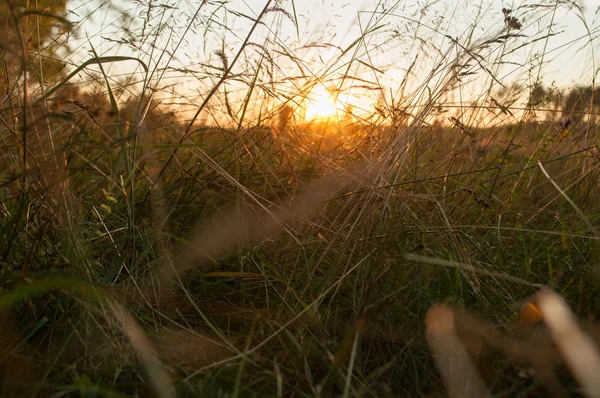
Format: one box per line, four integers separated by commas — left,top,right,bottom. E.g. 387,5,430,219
1,0,600,396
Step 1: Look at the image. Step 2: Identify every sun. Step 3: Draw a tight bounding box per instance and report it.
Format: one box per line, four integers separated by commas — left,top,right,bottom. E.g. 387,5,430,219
305,86,340,121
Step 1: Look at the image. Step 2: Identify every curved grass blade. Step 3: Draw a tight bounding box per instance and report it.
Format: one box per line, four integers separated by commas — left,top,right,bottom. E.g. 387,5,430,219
34,56,148,105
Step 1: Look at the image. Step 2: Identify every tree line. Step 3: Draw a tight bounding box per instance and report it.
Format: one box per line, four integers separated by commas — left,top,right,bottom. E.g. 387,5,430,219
527,83,600,124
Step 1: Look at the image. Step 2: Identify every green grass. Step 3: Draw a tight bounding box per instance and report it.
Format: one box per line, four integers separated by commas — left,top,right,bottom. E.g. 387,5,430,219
1,0,600,397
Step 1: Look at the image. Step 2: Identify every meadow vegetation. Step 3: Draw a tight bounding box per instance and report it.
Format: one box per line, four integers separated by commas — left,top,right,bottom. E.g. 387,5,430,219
1,0,600,396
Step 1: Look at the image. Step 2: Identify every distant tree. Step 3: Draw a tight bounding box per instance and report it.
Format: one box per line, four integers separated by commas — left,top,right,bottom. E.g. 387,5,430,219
563,85,600,125
0,0,70,93
546,84,564,116
526,83,563,121
527,83,547,109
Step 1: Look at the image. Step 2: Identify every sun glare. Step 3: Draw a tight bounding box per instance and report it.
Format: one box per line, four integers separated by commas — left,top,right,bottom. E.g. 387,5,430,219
305,86,339,121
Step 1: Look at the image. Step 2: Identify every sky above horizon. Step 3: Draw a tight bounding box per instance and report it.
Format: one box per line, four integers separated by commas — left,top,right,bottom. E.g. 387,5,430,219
63,0,600,124
228,0,600,84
